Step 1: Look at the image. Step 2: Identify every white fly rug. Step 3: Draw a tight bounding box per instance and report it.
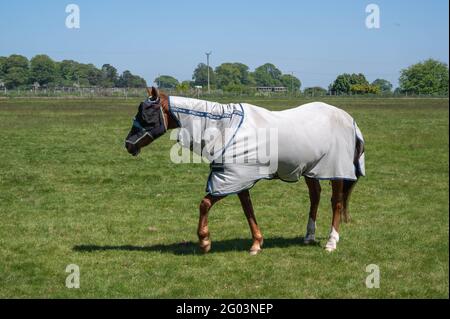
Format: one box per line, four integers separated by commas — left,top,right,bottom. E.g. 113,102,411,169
169,96,365,196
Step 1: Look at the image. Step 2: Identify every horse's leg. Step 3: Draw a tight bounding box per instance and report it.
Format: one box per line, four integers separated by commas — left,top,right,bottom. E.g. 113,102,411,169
304,177,321,244
342,179,358,223
325,180,344,252
198,194,225,253
238,190,264,255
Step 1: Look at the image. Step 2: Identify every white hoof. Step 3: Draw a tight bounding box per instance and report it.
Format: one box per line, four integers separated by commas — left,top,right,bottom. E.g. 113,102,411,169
249,249,261,256
325,227,339,252
199,239,211,253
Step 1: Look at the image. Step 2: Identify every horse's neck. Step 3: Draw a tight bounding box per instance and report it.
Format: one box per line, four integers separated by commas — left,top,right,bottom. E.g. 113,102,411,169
168,96,219,132
160,94,179,129
169,96,210,112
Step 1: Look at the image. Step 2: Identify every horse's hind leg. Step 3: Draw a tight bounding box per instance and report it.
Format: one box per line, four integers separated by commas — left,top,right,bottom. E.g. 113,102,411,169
342,179,358,223
238,190,264,255
325,180,344,252
198,194,225,253
304,177,321,244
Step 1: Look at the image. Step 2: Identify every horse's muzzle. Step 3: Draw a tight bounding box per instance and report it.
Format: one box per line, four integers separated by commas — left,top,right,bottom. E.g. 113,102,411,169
125,142,140,156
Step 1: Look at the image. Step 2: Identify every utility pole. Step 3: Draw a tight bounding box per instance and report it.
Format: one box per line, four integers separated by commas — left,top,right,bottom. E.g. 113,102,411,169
290,71,294,96
205,51,212,94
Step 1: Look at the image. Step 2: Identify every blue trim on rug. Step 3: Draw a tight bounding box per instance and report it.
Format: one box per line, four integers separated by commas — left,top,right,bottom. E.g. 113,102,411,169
206,173,358,196
170,105,243,120
353,120,365,177
313,176,358,181
205,104,246,194
171,99,245,167
206,176,269,197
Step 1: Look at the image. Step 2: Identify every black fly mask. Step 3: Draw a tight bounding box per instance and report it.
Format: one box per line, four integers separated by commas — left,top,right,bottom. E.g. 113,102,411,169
125,97,167,151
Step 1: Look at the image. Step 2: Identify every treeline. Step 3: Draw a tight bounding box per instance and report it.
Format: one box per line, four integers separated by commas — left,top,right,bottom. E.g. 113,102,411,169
155,59,449,96
0,54,147,89
328,59,448,96
1,54,447,96
155,63,301,94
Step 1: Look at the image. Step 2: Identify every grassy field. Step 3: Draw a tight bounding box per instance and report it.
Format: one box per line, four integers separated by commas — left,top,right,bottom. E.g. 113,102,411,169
0,97,448,298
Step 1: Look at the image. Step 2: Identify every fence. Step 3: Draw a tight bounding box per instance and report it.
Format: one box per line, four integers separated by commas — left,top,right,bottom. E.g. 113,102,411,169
0,86,148,98
0,86,447,99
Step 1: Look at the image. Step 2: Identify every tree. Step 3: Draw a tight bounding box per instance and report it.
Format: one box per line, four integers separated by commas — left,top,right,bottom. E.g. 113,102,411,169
330,73,369,95
84,64,103,86
0,56,6,78
4,67,29,88
154,75,179,89
130,75,146,88
0,54,150,89
30,54,57,86
176,81,192,94
330,74,351,95
117,70,133,87
215,63,244,88
101,64,118,87
399,59,449,95
57,60,103,86
280,74,301,92
253,63,282,87
117,70,146,88
232,63,253,86
350,83,380,95
304,87,328,96
58,60,79,85
372,79,393,94
213,62,256,91
4,54,29,71
3,54,29,88
193,63,215,87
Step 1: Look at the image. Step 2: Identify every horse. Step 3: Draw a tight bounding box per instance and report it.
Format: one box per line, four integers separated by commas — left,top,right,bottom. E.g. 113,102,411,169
125,87,365,255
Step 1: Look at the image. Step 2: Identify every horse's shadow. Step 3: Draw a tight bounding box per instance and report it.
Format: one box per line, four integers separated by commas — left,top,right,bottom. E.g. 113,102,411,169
73,236,324,255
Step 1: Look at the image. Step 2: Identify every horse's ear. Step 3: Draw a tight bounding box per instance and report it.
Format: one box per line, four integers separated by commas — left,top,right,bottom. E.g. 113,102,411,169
148,86,159,100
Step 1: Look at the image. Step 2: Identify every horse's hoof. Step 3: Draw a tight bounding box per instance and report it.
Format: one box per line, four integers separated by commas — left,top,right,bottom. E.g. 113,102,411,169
199,241,211,253
324,245,336,252
303,234,316,245
249,248,261,256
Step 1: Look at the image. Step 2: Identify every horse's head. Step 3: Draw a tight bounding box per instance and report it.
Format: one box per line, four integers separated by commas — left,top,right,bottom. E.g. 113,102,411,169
124,87,167,156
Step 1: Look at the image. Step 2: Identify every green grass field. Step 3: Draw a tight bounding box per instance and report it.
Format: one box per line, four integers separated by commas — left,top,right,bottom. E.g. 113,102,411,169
0,97,448,298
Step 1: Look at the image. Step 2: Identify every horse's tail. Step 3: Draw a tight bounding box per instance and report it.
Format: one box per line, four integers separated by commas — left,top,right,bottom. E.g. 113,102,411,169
341,133,365,223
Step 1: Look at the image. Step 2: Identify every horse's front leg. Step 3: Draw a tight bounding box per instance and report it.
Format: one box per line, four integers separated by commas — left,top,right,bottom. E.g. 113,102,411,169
304,177,321,244
238,190,264,255
198,194,224,253
325,180,344,252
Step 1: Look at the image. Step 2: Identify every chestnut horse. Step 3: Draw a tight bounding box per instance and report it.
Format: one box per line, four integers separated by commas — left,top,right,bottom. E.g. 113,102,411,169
125,87,365,255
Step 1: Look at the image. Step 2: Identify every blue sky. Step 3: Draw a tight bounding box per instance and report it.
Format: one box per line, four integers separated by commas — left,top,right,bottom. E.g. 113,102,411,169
0,0,448,88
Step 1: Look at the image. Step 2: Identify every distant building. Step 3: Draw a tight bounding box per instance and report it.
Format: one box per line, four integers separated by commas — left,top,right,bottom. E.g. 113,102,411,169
254,87,288,93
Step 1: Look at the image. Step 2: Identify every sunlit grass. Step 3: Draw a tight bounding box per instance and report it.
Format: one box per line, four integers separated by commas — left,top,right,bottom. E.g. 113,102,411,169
0,97,448,298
